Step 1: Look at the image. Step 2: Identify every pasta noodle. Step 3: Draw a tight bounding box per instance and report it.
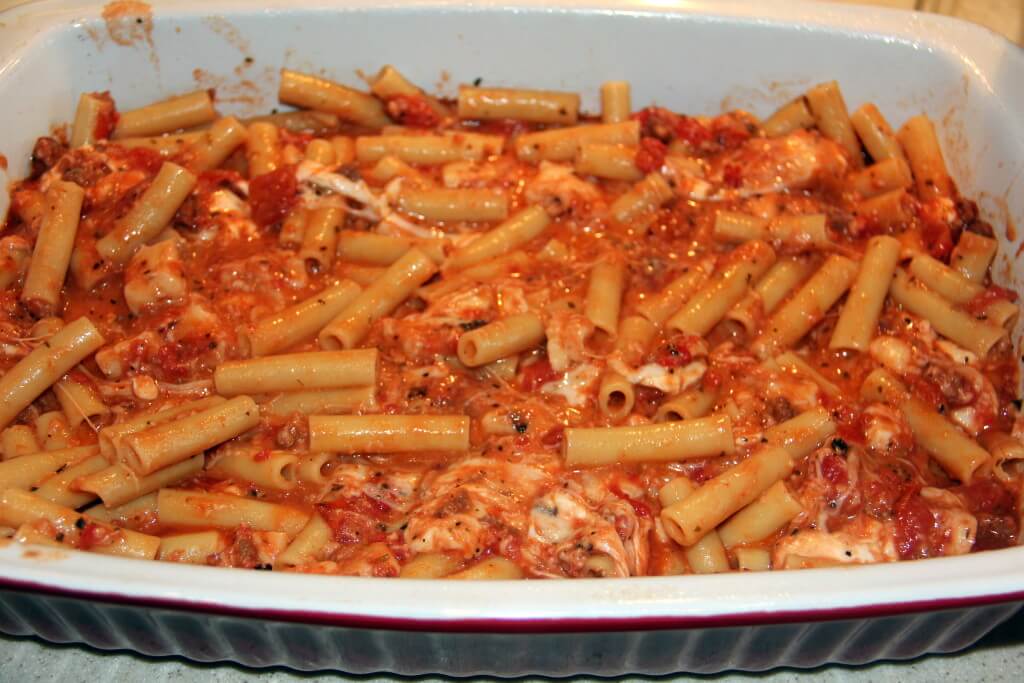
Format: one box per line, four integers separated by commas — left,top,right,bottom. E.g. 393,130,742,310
76,454,204,508
457,313,545,367
119,396,260,475
112,91,216,139
209,450,298,490
0,445,98,491
805,81,861,162
262,386,377,417
1,426,40,461
897,115,954,199
70,93,115,147
214,349,377,395
661,446,795,546
762,97,814,137
445,206,550,271
458,86,579,125
20,181,85,315
246,280,362,357
279,69,390,128
53,376,109,428
565,414,734,466
861,369,989,483
396,188,508,222
370,65,449,121
516,121,639,163
309,415,471,454
889,269,1006,357
299,206,344,272
667,240,775,336
658,476,729,574
600,81,631,124
356,133,503,164
829,235,901,352
94,162,197,265
574,143,643,181
0,489,160,559
157,489,309,535
319,248,438,349
0,318,105,431
193,117,248,172
584,259,626,338
752,255,858,357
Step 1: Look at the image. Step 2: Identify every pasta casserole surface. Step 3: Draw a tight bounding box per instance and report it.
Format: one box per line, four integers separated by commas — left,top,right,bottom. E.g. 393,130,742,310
0,69,1020,578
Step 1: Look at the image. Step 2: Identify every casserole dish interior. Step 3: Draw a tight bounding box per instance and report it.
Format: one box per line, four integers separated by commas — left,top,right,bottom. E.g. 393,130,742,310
0,0,1023,673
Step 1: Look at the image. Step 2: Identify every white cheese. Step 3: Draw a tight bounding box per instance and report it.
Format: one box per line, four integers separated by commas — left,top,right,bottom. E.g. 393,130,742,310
541,363,600,407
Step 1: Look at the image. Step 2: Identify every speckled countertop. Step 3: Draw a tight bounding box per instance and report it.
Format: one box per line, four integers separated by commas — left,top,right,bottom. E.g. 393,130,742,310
2,0,1023,681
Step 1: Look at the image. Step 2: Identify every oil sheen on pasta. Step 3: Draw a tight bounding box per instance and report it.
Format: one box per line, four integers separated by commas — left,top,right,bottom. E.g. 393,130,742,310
0,71,1020,578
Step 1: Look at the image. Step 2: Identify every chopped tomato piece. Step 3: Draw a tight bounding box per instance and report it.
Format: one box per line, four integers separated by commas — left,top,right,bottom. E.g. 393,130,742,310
653,335,698,367
709,118,751,149
722,163,743,188
893,487,935,560
91,92,119,141
635,137,667,173
249,165,298,227
675,116,711,147
821,453,848,486
78,522,116,551
956,480,1015,515
386,94,441,128
196,169,244,195
540,425,565,448
918,203,954,260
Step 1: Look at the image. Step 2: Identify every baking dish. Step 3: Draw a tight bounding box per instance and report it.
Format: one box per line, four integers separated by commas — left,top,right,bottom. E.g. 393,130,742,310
1,0,1024,675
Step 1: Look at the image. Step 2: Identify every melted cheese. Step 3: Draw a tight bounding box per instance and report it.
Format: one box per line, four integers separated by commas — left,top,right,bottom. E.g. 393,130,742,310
541,363,601,407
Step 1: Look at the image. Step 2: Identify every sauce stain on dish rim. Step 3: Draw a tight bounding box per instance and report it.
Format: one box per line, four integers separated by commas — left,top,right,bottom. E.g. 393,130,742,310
81,0,160,72
102,0,154,47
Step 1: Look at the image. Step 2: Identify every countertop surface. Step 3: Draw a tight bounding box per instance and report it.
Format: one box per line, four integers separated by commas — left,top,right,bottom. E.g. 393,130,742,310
2,0,1023,681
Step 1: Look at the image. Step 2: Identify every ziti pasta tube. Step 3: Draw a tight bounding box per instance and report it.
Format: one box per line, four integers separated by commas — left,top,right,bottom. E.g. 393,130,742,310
119,396,260,476
565,414,734,467
0,317,105,431
309,415,471,454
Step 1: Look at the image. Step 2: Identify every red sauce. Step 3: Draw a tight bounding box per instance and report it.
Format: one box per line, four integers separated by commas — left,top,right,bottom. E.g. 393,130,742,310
519,357,557,391
893,487,934,560
966,284,1019,315
123,146,163,174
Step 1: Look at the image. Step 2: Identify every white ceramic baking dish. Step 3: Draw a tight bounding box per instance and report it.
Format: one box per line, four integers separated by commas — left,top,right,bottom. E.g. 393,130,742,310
1,0,1023,675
